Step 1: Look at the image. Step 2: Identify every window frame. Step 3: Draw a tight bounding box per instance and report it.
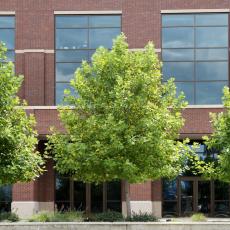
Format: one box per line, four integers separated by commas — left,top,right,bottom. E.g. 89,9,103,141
161,12,229,105
54,14,122,105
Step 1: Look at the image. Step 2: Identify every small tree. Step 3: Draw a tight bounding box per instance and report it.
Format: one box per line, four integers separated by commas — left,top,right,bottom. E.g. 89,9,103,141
200,87,230,182
47,34,189,216
0,44,44,185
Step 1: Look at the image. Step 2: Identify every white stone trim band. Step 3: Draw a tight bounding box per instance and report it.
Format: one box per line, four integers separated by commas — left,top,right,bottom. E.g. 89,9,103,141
187,105,224,109
54,11,122,15
15,49,54,54
0,11,15,15
161,9,230,14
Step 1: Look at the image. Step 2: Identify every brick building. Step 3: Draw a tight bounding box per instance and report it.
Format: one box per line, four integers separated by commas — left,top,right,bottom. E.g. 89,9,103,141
0,0,229,218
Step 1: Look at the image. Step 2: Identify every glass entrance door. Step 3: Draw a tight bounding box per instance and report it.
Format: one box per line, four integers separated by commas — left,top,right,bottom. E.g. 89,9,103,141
179,178,211,216
198,181,211,214
180,180,194,216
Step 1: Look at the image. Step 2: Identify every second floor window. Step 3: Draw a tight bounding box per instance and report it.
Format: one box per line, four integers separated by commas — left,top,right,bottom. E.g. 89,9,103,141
162,13,229,105
55,15,121,104
0,16,15,62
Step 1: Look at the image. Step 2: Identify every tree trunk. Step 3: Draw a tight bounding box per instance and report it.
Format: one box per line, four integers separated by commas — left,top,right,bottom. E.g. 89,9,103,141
124,180,131,217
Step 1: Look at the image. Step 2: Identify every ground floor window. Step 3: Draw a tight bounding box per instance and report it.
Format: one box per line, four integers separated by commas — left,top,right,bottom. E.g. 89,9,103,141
55,174,121,213
163,177,230,217
0,185,12,213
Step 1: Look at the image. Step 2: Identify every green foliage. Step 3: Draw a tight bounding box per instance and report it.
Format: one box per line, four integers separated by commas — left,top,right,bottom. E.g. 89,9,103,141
29,211,83,222
191,213,206,222
47,33,189,184
126,212,158,222
0,212,19,222
199,87,230,181
87,211,124,222
0,43,44,185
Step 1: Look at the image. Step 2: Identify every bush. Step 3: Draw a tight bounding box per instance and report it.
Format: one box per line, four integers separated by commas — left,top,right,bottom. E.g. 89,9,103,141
87,211,124,222
126,212,158,222
191,213,206,222
29,211,83,222
0,212,19,222
29,212,52,222
50,211,83,222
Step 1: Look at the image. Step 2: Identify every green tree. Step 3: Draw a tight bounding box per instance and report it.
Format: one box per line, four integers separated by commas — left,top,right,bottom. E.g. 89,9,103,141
200,87,230,182
47,34,189,216
0,44,44,185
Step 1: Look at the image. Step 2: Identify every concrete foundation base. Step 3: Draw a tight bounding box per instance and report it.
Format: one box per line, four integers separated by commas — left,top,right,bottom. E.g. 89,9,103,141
11,201,54,219
122,201,162,217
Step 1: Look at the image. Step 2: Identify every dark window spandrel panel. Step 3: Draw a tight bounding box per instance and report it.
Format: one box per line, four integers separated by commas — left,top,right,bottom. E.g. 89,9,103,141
196,81,227,105
162,14,194,27
89,16,121,28
196,62,228,81
56,29,88,49
196,27,228,48
163,62,194,81
162,27,194,48
195,14,228,26
89,28,120,49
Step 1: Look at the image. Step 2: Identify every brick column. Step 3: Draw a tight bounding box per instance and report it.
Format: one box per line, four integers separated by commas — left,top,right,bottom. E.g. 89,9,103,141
12,142,55,218
122,181,153,217
152,180,162,218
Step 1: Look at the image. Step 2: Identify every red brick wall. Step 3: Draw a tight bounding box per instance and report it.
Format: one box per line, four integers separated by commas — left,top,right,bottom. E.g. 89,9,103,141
3,0,229,203
0,0,228,105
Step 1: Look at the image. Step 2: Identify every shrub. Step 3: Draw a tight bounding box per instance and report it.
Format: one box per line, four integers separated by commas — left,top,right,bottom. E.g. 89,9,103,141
191,213,206,222
29,212,52,222
126,212,158,222
29,211,83,222
0,212,19,222
87,211,124,222
50,211,83,222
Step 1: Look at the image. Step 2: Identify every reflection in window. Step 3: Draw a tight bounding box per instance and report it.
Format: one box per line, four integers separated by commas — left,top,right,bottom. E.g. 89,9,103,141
162,28,194,48
107,181,121,212
55,15,121,104
163,62,194,81
214,181,230,216
196,82,227,104
0,16,15,63
162,13,229,105
0,185,12,213
55,174,121,213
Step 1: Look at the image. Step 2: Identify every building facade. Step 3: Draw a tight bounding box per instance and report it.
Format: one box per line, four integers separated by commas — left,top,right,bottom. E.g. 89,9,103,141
0,0,230,218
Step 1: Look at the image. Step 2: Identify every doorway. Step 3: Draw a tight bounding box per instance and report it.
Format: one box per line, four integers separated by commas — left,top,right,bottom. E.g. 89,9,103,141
163,177,230,217
179,177,211,216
